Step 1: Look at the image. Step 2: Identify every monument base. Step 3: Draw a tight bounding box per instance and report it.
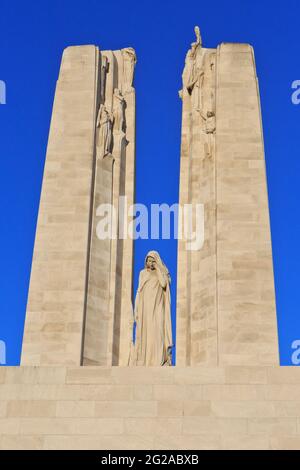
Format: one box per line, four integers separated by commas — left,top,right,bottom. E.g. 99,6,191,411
0,366,300,450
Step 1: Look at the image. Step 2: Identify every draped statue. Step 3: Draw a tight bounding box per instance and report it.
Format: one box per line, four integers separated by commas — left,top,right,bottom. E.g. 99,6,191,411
182,25,203,94
113,88,126,133
96,104,114,158
121,47,137,92
129,251,173,366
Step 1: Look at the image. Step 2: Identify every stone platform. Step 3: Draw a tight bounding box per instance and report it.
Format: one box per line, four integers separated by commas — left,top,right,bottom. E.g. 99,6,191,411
0,366,300,450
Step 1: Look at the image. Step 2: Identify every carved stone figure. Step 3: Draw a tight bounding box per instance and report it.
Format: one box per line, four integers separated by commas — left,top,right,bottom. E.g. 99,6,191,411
194,25,202,47
100,55,109,103
96,104,114,158
113,88,126,133
129,251,173,366
198,109,216,159
121,47,137,92
199,109,216,134
182,25,203,94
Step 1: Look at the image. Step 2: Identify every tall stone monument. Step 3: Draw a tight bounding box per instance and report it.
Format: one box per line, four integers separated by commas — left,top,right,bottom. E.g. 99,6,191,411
176,28,278,367
21,45,136,367
2,31,299,451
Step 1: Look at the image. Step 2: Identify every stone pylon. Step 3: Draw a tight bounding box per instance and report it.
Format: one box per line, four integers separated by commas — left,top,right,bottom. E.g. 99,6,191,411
176,29,279,366
21,45,136,366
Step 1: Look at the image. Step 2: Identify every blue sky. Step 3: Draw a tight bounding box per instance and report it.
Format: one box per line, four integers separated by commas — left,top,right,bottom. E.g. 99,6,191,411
0,0,299,365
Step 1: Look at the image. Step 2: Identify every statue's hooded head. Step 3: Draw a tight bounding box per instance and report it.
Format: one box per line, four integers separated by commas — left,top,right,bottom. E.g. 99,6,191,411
144,250,170,281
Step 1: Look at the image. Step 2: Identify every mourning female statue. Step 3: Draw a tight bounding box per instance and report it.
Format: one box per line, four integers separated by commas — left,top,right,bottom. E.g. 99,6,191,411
129,251,173,366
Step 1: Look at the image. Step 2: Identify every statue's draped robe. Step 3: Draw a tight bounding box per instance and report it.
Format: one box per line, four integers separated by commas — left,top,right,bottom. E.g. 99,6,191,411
131,253,172,366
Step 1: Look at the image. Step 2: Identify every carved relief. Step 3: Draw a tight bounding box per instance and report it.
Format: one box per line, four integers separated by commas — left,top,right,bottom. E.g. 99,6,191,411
121,47,137,92
113,88,126,133
182,34,217,160
200,110,215,159
96,104,114,158
100,55,109,104
182,25,204,103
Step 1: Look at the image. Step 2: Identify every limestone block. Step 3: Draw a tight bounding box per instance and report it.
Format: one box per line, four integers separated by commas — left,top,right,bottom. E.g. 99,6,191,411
1,366,300,449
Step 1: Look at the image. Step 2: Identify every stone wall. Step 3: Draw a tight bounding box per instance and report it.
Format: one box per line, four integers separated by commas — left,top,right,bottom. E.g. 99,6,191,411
1,366,300,450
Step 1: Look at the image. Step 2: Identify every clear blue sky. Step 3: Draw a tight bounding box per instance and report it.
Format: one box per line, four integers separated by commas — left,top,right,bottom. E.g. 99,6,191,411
0,0,299,365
